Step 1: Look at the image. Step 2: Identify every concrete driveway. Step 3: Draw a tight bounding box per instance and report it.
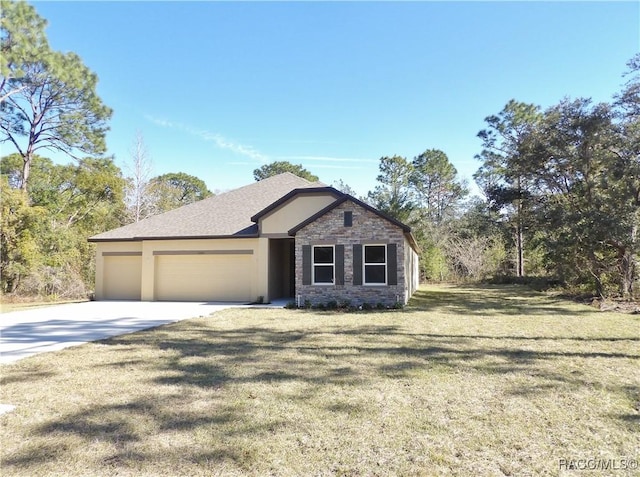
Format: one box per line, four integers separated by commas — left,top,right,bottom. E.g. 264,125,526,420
0,301,245,365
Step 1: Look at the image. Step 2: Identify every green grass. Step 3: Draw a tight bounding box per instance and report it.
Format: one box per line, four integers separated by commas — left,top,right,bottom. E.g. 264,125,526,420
1,284,638,476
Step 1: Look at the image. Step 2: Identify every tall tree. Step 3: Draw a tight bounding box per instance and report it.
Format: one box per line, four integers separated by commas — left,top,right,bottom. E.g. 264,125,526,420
367,155,415,224
410,149,468,225
253,161,319,182
612,54,640,297
523,98,631,297
475,100,542,277
0,0,49,103
0,1,112,192
147,172,212,214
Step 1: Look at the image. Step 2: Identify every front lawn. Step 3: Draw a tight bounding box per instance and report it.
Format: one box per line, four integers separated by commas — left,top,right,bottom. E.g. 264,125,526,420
1,285,638,476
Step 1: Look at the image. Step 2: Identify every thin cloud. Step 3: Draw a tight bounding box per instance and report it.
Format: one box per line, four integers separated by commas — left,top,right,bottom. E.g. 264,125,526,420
146,115,269,163
146,116,175,128
308,164,365,170
279,155,377,163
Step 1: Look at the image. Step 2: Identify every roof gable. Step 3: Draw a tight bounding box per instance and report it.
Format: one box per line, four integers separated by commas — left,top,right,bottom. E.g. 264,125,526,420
288,194,412,235
250,187,342,222
288,195,420,253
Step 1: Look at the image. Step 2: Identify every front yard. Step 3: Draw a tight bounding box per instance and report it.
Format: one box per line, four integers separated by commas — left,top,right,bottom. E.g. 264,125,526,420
1,285,638,476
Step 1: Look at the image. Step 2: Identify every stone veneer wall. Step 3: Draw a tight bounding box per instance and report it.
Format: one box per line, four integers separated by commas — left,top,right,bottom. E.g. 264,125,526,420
294,200,407,306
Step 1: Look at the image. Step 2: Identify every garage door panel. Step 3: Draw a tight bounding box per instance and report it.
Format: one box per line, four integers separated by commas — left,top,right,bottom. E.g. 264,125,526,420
155,255,252,301
104,256,142,300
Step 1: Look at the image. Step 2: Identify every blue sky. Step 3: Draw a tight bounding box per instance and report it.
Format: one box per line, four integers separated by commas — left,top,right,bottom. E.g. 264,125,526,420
27,1,640,197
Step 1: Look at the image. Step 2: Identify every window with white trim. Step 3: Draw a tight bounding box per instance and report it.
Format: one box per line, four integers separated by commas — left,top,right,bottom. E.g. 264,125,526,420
364,244,386,285
313,245,334,284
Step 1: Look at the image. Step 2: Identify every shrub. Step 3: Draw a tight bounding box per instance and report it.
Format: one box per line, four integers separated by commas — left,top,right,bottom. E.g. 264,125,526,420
20,265,87,299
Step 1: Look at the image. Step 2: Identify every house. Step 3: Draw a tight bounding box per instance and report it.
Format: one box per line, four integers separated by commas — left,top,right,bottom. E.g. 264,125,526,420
89,172,420,306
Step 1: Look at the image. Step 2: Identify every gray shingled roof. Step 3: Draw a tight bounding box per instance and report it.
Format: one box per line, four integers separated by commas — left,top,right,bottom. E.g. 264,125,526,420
90,172,322,241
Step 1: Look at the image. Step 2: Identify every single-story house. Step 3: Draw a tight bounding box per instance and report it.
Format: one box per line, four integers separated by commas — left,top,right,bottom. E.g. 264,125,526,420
89,172,420,306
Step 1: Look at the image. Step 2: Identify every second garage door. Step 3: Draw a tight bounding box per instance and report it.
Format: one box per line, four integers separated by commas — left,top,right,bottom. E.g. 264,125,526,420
154,253,253,302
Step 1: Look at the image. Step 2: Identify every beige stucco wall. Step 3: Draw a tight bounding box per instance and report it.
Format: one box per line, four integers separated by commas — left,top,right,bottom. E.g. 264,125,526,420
260,194,336,235
94,237,268,302
404,236,420,302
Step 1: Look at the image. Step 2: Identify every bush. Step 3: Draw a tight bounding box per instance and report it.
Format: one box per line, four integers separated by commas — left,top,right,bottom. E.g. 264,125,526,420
293,299,406,313
20,265,87,299
486,275,564,292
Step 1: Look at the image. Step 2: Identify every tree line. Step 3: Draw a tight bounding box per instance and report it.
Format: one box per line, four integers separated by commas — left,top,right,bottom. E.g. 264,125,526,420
0,150,211,297
363,56,639,299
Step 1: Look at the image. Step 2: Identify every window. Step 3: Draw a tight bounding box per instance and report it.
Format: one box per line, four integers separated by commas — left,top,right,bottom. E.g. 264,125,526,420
313,245,334,284
344,211,353,227
364,245,386,285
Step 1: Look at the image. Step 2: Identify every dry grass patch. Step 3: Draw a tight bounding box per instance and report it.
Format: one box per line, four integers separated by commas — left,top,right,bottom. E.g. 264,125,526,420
1,284,639,476
0,297,88,314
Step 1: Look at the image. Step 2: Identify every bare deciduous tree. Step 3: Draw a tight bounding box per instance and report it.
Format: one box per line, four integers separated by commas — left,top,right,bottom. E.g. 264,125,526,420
124,131,154,222
445,236,495,281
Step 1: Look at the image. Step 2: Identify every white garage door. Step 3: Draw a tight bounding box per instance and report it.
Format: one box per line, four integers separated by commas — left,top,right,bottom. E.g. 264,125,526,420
154,254,253,302
103,255,142,300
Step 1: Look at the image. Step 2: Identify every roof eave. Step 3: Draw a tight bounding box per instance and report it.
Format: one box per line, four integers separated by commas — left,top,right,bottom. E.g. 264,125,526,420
405,231,421,254
88,233,260,243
